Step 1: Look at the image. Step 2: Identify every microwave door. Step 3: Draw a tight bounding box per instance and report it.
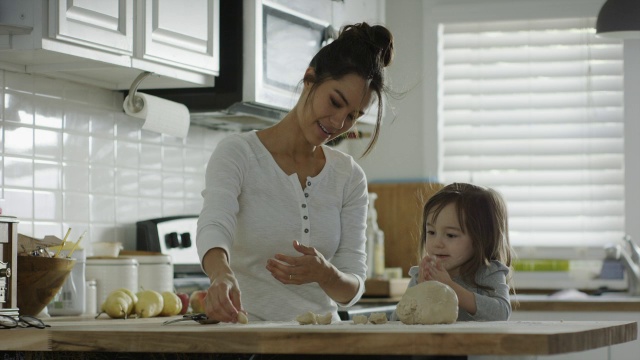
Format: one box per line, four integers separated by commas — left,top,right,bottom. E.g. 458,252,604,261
259,2,334,110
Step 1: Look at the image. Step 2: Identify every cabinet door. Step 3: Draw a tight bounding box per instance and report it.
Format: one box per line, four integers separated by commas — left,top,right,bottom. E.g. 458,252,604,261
50,0,133,54
137,0,219,76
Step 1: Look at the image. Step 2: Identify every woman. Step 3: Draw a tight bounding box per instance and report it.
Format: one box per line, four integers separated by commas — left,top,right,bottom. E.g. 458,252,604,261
196,22,394,323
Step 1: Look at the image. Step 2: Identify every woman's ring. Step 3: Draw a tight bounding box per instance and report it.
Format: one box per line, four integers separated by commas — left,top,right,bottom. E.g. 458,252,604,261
289,274,293,280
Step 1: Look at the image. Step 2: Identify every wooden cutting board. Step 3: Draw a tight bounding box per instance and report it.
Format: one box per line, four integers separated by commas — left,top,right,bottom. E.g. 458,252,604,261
368,182,444,277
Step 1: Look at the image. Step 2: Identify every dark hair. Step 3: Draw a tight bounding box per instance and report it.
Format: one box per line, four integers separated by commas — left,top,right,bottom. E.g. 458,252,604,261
419,183,514,288
304,22,394,157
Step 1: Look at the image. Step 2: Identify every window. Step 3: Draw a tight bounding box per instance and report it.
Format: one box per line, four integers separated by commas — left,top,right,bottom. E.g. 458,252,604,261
439,18,624,248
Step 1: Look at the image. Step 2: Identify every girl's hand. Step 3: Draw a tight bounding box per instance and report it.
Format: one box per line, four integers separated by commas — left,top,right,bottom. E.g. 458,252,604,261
421,255,453,284
266,240,336,286
204,272,245,323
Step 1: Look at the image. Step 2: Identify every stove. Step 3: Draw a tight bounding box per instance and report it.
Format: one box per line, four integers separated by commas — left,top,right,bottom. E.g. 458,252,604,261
136,215,210,293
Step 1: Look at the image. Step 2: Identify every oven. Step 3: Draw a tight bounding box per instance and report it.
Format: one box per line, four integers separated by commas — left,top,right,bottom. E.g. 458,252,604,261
136,216,210,294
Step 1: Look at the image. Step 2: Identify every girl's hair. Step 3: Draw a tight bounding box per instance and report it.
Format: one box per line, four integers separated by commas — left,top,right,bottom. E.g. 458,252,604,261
304,22,394,157
419,183,514,288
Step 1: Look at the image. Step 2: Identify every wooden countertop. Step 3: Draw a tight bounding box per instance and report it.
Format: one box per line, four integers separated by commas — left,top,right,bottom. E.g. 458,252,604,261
2,316,635,357
361,294,640,312
511,294,640,312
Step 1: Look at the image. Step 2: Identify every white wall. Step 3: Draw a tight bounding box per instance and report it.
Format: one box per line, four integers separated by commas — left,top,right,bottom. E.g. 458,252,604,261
357,0,640,244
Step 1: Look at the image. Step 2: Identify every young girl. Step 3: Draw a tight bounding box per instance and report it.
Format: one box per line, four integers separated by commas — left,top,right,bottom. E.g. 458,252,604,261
395,182,514,321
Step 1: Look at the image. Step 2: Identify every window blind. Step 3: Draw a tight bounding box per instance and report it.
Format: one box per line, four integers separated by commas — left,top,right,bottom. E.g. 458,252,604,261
439,18,624,248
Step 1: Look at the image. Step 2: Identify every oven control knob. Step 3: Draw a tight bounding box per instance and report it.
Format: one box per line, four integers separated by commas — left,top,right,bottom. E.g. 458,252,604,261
0,268,10,278
165,232,180,248
180,233,192,248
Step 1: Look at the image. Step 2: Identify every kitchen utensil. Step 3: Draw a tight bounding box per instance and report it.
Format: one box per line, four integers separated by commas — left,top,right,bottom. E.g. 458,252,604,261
67,231,86,258
53,228,72,258
17,255,76,316
162,313,219,325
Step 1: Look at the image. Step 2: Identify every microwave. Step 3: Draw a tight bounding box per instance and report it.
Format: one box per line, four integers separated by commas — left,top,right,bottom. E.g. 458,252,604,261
145,0,338,131
253,0,337,110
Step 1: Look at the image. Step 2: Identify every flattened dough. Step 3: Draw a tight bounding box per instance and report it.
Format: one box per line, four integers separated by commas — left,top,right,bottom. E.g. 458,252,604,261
352,314,368,324
296,311,317,325
368,312,388,324
316,312,332,325
396,280,458,325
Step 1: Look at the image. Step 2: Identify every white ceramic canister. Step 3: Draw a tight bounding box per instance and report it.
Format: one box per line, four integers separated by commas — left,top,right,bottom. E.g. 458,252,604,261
85,257,139,309
47,247,86,316
122,254,174,294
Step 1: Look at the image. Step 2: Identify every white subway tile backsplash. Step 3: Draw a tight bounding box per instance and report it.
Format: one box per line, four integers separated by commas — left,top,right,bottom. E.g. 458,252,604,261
163,146,184,172
63,105,91,133
90,165,115,195
1,70,234,245
63,192,90,223
139,171,162,197
34,190,62,221
90,110,115,136
162,173,184,199
35,98,64,129
139,143,162,170
34,160,62,190
33,221,62,240
4,157,33,188
116,141,139,168
63,133,90,163
184,148,206,172
34,128,63,160
138,197,162,220
115,196,138,223
4,92,34,124
90,136,115,165
3,189,33,219
63,163,89,193
4,124,33,156
90,194,116,223
115,168,138,196
162,199,185,217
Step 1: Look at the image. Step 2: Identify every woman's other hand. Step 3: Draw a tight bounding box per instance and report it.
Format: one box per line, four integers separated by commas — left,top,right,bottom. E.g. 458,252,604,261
266,240,337,287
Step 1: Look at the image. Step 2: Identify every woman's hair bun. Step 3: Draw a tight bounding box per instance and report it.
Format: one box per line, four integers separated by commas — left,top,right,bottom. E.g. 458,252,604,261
369,25,394,67
339,23,394,67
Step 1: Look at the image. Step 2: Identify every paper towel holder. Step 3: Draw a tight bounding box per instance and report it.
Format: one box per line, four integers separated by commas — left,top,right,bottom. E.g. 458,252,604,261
124,71,153,114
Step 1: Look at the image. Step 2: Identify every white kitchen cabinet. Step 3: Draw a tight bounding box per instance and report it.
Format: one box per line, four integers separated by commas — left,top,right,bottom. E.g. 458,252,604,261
510,310,640,360
0,0,219,90
133,0,219,80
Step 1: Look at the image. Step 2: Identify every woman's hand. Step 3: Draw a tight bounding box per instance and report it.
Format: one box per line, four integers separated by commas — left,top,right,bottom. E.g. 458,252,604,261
204,272,246,323
202,248,246,323
266,240,337,287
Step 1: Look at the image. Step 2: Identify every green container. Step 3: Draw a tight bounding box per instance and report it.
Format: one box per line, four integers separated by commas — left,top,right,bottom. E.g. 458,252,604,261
513,259,570,272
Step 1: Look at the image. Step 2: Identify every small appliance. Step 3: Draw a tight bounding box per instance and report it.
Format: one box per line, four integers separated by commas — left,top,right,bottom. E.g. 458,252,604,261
0,216,19,318
136,216,209,293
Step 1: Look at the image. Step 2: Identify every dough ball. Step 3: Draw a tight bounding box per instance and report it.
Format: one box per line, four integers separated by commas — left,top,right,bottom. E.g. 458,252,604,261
396,280,458,325
352,314,368,325
316,312,332,325
296,311,317,325
368,312,388,324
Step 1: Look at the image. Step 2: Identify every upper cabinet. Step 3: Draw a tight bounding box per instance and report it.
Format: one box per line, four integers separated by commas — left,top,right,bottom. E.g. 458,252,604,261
0,0,219,90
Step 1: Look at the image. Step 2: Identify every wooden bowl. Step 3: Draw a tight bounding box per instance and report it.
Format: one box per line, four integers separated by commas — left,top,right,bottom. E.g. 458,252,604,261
17,255,76,316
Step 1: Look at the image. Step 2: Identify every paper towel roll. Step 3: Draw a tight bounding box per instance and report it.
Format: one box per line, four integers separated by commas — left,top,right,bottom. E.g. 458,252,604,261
123,93,190,138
